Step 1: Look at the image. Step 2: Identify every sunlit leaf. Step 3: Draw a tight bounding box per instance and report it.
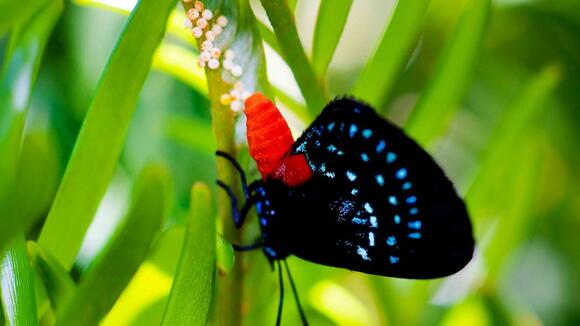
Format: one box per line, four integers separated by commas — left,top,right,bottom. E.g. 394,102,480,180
161,183,216,325
311,0,353,77
260,0,327,113
1,236,38,326
38,0,177,269
56,164,169,325
309,280,372,326
102,262,172,326
352,0,431,110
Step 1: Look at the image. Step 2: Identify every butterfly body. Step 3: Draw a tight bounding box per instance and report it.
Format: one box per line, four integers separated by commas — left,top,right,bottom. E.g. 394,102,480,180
243,94,474,279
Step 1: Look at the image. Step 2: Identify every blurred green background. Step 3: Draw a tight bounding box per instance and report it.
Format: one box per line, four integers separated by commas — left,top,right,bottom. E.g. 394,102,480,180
1,0,579,325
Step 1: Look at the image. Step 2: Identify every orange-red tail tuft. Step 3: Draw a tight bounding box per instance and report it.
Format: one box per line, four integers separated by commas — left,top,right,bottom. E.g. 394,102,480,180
244,93,295,179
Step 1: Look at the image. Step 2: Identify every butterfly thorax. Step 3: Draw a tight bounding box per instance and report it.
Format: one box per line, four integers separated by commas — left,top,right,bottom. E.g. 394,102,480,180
245,93,314,188
253,182,292,262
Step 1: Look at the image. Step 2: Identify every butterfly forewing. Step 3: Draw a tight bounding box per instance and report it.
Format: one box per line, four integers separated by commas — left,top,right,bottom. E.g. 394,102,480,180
266,98,474,279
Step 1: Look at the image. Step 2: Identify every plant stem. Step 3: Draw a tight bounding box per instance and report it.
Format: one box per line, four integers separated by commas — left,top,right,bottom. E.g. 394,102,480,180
260,0,328,114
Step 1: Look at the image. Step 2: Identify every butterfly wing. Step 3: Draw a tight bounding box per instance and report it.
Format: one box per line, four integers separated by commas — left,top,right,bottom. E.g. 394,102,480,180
265,98,474,279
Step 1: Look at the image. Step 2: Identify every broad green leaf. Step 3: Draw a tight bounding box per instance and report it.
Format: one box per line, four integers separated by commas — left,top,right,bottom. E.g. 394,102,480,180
1,236,38,326
28,242,75,313
352,0,431,109
311,0,353,77
260,0,327,113
56,164,169,326
0,132,60,260
38,0,177,269
405,0,490,145
161,183,216,325
0,0,62,245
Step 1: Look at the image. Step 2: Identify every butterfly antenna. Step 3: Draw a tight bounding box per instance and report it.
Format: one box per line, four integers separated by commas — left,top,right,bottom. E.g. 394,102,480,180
276,260,284,326
216,151,250,198
283,260,309,326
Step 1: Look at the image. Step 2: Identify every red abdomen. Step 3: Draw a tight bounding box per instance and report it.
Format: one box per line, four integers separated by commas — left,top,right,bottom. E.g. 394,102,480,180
244,93,313,186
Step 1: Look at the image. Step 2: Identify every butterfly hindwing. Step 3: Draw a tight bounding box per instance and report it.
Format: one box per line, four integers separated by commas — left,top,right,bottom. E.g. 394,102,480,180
265,98,474,279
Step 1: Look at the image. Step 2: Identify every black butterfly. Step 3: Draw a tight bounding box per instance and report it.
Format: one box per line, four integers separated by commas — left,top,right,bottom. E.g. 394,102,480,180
217,97,474,325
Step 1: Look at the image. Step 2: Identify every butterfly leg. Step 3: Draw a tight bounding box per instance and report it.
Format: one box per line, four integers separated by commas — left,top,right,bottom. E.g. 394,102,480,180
276,260,284,326
216,180,257,228
283,260,309,326
232,241,263,251
216,150,250,199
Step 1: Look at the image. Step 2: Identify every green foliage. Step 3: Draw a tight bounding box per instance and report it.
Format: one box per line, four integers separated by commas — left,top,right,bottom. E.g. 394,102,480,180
56,165,168,325
406,0,490,145
353,0,431,110
37,0,177,269
1,237,38,325
0,0,579,325
312,0,353,78
161,183,215,325
0,0,62,254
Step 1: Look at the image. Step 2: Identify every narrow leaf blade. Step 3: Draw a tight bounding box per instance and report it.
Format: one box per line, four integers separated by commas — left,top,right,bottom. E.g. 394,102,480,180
38,0,177,269
311,0,353,77
1,236,39,326
405,0,490,145
56,164,169,325
161,183,216,325
352,0,431,109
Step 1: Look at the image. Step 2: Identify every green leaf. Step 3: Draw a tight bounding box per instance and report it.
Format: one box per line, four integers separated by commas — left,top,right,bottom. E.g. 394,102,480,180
1,236,39,326
0,0,62,240
0,0,49,33
467,66,561,274
405,0,490,145
352,0,431,109
468,65,561,205
28,242,76,313
216,234,235,276
161,183,216,325
311,0,353,77
260,0,328,113
0,131,60,255
38,0,177,269
56,164,169,326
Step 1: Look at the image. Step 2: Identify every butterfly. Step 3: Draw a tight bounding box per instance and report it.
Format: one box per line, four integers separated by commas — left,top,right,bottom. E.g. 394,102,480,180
217,93,474,325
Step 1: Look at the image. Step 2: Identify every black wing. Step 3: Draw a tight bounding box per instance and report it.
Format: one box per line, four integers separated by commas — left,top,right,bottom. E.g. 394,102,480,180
266,97,474,279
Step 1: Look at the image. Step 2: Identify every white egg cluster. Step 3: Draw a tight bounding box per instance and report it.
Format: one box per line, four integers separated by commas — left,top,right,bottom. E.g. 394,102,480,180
183,1,250,112
219,82,252,112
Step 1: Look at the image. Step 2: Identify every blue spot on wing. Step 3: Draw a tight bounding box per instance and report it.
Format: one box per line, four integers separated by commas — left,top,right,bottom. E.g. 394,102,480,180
396,168,407,179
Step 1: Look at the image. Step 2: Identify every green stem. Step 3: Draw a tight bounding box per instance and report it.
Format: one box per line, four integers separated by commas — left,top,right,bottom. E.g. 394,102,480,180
260,0,328,114
181,1,244,323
